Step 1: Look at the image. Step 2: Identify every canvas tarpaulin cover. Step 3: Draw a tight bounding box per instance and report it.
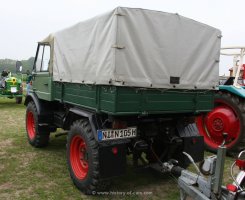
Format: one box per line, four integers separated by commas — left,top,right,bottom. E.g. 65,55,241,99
42,7,221,89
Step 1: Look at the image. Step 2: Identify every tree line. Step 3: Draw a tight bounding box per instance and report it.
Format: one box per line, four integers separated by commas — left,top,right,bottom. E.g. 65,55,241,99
0,57,34,74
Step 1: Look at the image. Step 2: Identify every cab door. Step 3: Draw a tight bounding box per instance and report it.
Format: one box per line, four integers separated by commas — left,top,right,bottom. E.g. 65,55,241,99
32,44,53,101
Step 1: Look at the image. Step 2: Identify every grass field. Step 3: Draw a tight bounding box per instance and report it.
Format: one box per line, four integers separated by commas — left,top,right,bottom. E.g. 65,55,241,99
0,98,237,200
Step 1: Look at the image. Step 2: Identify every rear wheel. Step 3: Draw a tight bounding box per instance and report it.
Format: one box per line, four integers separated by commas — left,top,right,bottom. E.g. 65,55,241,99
26,101,50,147
196,91,245,153
67,120,109,194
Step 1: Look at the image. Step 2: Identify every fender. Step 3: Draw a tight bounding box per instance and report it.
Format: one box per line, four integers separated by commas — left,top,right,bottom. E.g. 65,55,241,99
24,93,42,115
24,93,53,124
219,85,245,98
66,107,101,141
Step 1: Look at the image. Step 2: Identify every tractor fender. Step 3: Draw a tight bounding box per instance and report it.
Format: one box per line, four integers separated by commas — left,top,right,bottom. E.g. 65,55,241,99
219,85,245,98
65,107,100,141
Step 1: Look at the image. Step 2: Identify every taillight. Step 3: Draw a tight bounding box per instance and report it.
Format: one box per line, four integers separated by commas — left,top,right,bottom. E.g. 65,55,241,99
226,184,237,192
112,147,118,155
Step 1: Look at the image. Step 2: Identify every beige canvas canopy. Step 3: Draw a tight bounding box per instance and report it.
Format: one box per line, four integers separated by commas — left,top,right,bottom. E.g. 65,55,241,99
41,7,221,89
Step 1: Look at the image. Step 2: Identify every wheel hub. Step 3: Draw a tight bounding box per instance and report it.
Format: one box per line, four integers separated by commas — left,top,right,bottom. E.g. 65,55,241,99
70,135,89,180
212,118,223,131
205,106,238,141
79,146,88,168
27,111,36,140
196,98,241,149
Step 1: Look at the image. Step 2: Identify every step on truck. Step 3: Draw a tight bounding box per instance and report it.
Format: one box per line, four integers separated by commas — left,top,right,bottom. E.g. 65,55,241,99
24,7,221,194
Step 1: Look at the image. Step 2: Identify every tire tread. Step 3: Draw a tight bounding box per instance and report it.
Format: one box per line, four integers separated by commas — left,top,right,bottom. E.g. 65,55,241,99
67,119,110,194
26,101,50,148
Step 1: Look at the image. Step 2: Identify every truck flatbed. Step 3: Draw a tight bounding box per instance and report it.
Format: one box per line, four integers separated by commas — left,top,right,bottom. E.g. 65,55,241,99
53,82,214,115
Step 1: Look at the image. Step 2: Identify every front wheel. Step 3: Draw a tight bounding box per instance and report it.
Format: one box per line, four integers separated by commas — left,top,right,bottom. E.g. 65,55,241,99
196,91,245,154
67,120,109,194
26,101,50,147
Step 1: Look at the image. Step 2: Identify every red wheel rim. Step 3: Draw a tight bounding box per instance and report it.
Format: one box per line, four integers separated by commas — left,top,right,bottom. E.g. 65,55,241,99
27,111,36,140
196,99,241,149
70,135,89,180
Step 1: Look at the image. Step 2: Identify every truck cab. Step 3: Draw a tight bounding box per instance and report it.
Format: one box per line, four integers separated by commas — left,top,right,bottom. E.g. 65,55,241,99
31,43,52,101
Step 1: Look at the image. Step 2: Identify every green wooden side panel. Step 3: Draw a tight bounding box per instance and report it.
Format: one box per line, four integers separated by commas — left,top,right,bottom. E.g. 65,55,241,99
99,86,117,113
115,88,214,114
115,87,141,113
54,83,97,109
53,82,214,115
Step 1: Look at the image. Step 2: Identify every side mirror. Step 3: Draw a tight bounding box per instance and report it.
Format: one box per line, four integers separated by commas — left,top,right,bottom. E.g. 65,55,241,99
16,61,23,74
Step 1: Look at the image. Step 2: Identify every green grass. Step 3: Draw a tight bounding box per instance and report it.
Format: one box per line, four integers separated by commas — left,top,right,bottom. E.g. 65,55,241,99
0,98,237,199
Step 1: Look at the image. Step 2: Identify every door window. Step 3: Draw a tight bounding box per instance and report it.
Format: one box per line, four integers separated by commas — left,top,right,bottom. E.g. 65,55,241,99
35,45,50,72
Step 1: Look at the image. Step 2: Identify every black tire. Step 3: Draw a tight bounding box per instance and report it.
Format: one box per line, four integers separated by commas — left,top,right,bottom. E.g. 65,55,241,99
197,91,245,155
26,101,50,147
67,120,109,194
15,97,22,104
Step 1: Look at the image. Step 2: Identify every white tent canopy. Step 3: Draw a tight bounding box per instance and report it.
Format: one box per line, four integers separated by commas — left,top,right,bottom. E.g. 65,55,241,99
42,7,221,89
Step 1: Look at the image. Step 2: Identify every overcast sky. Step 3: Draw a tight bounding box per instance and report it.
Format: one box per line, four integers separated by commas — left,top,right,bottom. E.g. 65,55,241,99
1,0,245,75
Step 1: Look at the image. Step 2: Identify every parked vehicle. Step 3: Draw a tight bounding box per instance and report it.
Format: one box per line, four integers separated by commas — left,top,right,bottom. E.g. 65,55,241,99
24,7,221,194
0,70,23,104
196,47,245,155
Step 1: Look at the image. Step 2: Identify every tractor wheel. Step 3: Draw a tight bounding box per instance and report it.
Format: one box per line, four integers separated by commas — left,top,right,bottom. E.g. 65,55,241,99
196,91,245,154
15,97,22,104
67,120,109,194
26,101,50,147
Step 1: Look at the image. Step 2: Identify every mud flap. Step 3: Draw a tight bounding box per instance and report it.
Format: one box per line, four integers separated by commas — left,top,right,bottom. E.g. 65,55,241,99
99,143,127,179
172,135,204,168
182,136,204,164
176,123,204,166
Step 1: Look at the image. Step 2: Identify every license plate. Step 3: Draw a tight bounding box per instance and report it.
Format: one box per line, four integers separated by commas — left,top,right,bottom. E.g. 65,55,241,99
97,127,137,141
11,87,17,93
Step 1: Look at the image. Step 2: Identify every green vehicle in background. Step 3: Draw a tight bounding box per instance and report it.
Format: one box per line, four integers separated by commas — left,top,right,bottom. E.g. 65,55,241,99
0,64,23,104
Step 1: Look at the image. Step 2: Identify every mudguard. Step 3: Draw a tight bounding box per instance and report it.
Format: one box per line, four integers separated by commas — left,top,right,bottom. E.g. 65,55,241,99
24,93,54,125
24,93,42,115
66,107,100,141
219,85,245,98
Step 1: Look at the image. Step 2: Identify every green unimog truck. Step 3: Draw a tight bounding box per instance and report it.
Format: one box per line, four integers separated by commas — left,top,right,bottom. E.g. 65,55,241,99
24,7,221,194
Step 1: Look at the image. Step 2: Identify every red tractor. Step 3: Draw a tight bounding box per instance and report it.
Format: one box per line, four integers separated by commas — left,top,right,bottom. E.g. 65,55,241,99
196,47,245,155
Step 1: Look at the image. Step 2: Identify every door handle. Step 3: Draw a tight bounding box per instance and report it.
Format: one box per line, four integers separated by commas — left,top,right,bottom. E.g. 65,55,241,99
44,83,48,86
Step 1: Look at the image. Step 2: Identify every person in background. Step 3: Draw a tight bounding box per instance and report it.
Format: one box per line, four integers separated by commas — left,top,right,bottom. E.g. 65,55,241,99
26,70,32,95
1,69,8,77
1,69,9,88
